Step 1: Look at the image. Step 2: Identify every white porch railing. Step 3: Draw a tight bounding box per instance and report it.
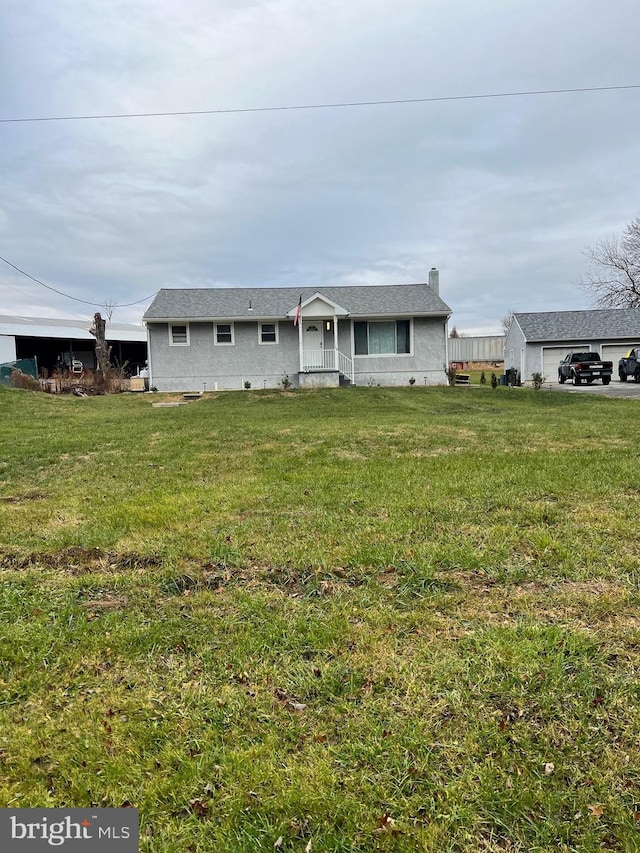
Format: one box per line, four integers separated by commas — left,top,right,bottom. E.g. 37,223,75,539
302,349,354,382
303,349,334,370
338,351,354,383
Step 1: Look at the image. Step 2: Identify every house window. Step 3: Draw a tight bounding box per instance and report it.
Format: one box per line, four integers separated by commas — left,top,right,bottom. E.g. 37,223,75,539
215,323,234,345
169,324,189,346
260,322,278,344
354,320,410,355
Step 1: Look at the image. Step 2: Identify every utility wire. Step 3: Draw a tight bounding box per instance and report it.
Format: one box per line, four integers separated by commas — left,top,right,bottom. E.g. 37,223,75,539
1,279,90,320
1,84,638,124
0,254,156,309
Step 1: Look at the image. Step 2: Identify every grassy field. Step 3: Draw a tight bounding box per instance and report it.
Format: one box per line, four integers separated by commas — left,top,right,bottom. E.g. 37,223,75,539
1,384,639,852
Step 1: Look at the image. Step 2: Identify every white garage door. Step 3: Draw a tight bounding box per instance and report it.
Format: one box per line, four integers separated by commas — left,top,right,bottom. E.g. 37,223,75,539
602,342,640,367
542,345,590,380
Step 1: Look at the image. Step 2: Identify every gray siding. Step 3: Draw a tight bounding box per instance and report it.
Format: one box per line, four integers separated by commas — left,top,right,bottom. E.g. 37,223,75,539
149,321,300,391
504,320,526,375
347,317,448,386
149,316,448,391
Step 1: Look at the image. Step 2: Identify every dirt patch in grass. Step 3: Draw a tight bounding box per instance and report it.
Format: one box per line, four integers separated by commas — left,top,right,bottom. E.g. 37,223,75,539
0,491,48,503
0,547,164,572
78,593,129,611
157,562,375,598
445,571,627,596
444,571,635,630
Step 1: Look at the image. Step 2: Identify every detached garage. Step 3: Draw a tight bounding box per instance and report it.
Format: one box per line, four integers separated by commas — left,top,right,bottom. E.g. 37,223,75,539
504,309,640,383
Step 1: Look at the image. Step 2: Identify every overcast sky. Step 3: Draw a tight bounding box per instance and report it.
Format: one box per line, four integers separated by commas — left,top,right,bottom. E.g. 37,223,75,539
1,0,639,332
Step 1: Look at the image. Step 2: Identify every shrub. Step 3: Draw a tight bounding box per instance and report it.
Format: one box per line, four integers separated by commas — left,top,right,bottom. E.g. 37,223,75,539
244,380,252,390
491,373,498,389
480,371,486,385
531,371,544,390
446,365,457,386
280,374,292,390
10,369,40,391
409,376,416,385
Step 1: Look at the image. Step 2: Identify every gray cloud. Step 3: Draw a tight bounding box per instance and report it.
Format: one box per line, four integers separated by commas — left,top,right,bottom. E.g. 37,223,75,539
1,0,639,331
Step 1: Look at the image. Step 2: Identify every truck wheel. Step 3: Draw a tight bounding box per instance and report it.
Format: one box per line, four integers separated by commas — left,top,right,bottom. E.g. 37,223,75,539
602,376,610,385
558,372,565,384
635,369,640,384
573,372,581,385
620,370,627,382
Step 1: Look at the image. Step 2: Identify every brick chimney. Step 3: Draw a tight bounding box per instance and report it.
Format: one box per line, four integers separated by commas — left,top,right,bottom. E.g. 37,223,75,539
428,267,439,295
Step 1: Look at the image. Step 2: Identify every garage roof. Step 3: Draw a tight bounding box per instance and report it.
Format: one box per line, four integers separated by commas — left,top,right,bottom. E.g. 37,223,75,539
515,309,640,342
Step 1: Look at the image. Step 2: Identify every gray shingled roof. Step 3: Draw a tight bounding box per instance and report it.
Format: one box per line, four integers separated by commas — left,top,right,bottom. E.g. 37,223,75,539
515,309,640,342
144,284,451,321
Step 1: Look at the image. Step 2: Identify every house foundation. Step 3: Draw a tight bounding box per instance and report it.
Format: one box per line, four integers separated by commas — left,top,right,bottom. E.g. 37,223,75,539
298,370,340,388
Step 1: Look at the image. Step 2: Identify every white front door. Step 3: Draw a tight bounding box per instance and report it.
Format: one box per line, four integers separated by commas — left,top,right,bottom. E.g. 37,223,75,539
303,323,324,368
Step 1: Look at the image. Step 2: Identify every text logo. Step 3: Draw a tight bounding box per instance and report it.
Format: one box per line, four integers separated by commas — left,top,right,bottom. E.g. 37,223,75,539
0,809,138,851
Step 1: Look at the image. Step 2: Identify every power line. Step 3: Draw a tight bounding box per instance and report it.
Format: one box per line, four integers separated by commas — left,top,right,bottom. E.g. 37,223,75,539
0,254,156,309
0,279,90,321
1,84,638,124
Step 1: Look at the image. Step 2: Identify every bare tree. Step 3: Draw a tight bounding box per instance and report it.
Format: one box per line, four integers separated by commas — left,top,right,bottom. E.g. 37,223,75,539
90,312,112,390
449,325,460,338
578,217,640,307
103,299,117,322
501,312,514,335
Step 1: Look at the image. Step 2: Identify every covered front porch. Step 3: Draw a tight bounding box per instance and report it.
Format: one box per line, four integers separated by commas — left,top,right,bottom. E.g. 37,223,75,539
289,294,354,386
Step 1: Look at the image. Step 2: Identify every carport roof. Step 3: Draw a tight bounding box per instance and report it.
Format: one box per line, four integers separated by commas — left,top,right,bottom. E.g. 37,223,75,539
0,315,146,342
515,309,640,342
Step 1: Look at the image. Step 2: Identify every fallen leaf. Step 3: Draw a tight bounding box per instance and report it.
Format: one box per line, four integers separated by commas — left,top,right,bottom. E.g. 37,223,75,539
305,842,312,853
588,804,604,818
274,837,283,849
189,798,209,819
544,763,555,775
288,702,307,712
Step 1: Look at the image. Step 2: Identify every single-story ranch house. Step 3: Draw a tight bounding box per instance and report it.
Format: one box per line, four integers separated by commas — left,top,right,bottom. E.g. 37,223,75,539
505,308,640,381
143,273,451,391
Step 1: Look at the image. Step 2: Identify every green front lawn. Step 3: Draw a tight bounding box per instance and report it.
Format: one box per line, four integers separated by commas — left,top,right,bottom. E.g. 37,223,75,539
0,385,639,851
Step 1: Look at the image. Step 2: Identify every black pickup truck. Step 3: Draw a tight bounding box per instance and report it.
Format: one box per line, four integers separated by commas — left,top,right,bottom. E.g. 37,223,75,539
618,347,640,382
558,352,613,385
